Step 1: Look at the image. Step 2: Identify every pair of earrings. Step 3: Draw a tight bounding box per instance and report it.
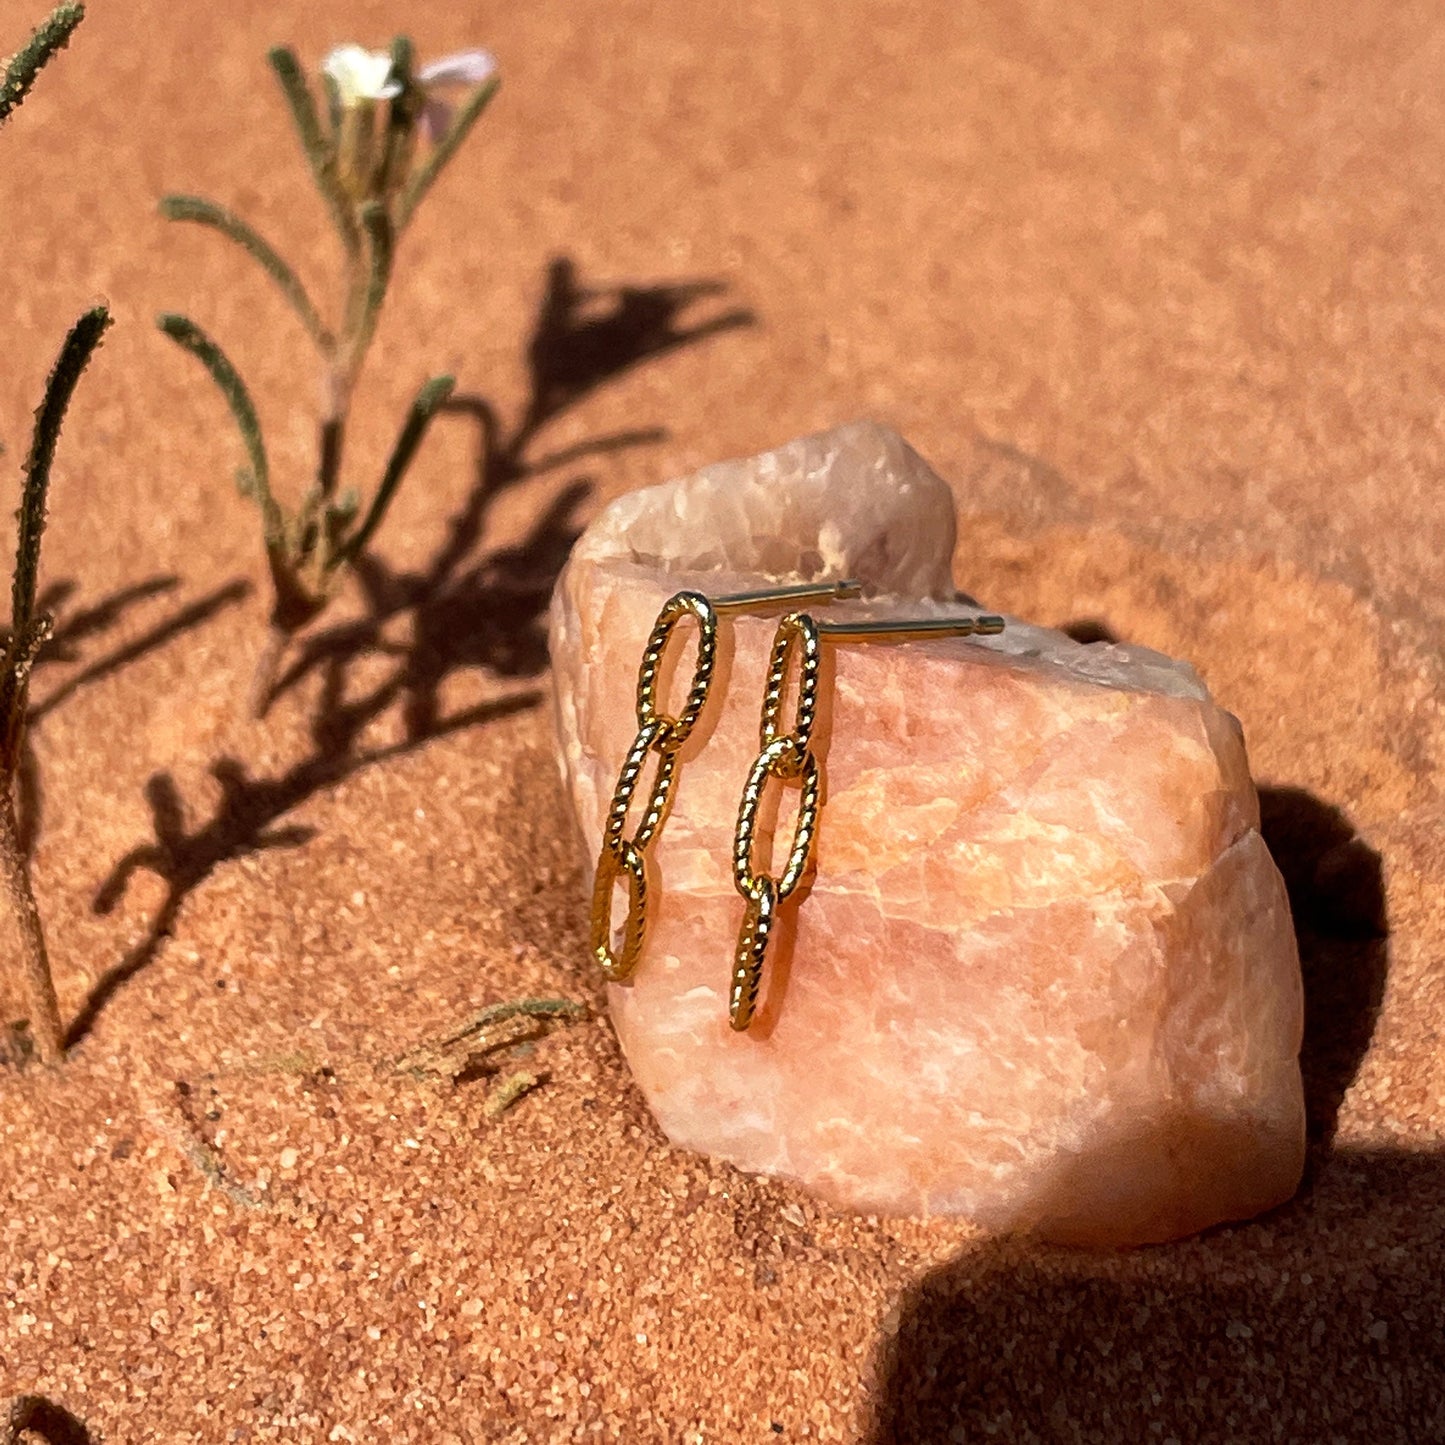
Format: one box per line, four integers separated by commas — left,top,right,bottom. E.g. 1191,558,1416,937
589,581,1005,1031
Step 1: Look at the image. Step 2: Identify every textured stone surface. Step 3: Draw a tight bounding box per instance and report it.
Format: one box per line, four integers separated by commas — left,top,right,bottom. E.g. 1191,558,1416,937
549,422,1305,1245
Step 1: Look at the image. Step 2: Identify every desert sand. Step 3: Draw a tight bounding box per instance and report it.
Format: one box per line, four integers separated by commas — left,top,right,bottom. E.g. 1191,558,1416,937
0,0,1441,1440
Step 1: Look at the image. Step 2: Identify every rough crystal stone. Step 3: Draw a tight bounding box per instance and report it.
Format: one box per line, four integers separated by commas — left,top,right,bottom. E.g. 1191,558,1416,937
548,421,1305,1246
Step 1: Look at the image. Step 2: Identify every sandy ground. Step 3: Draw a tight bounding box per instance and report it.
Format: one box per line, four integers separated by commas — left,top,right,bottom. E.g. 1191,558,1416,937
0,0,1442,1439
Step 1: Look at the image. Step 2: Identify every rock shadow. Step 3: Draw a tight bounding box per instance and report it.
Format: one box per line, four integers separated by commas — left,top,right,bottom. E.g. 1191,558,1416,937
74,255,752,1045
863,620,1404,1443
865,1146,1445,1443
1257,787,1388,1154
1059,617,1119,646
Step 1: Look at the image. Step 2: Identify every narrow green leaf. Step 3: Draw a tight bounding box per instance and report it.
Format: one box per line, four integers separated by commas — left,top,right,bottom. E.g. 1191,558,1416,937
451,997,586,1043
375,34,419,199
394,74,499,232
0,2,83,127
320,68,342,134
344,201,394,370
14,305,109,636
267,45,360,254
484,1069,542,1119
333,373,454,569
389,35,414,84
160,194,333,353
156,313,283,548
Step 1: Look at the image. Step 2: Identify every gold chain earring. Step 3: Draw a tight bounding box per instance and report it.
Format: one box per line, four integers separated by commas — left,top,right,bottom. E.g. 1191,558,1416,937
729,608,1006,1031
590,580,863,983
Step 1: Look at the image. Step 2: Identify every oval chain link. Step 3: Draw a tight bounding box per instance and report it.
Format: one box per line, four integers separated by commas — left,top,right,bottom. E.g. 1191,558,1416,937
730,876,778,1028
728,606,1006,1029
732,738,821,901
589,839,648,981
602,719,679,855
758,612,821,756
636,591,718,747
591,593,720,982
730,611,823,1030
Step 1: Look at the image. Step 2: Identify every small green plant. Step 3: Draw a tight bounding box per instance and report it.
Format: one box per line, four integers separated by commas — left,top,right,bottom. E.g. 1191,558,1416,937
0,2,110,1065
158,39,499,715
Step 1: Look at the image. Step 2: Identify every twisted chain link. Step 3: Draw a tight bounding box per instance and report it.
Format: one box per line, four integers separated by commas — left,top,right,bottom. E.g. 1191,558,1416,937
728,607,1007,1028
730,612,824,1029
635,592,717,746
590,592,718,981
757,610,821,756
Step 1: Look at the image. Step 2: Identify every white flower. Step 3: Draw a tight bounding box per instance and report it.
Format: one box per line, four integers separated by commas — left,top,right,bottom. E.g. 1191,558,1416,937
417,49,498,141
322,44,402,106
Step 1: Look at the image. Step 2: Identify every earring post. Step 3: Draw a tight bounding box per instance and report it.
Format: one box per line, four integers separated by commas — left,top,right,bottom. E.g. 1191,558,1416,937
816,614,1005,641
713,578,863,613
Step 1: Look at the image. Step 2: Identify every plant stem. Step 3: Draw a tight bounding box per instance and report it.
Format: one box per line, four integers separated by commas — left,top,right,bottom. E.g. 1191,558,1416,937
248,623,290,719
315,244,367,503
317,406,346,502
0,783,60,1062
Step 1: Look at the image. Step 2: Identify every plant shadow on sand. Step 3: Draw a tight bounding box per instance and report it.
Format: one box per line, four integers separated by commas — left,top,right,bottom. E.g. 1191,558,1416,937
69,255,753,1048
22,576,250,851
4,1394,94,1445
865,621,1420,1444
8,574,250,861
0,576,250,1065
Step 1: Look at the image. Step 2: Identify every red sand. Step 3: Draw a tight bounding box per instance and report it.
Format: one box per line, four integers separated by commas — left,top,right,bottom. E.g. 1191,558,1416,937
1,0,1442,1440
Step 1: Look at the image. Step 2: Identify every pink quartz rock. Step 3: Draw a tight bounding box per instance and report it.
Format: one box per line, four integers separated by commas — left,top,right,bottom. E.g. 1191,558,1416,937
549,422,1305,1246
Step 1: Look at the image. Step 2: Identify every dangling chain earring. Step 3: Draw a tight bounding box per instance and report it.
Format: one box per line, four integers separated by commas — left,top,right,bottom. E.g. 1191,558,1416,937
590,579,862,982
729,609,1006,1031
